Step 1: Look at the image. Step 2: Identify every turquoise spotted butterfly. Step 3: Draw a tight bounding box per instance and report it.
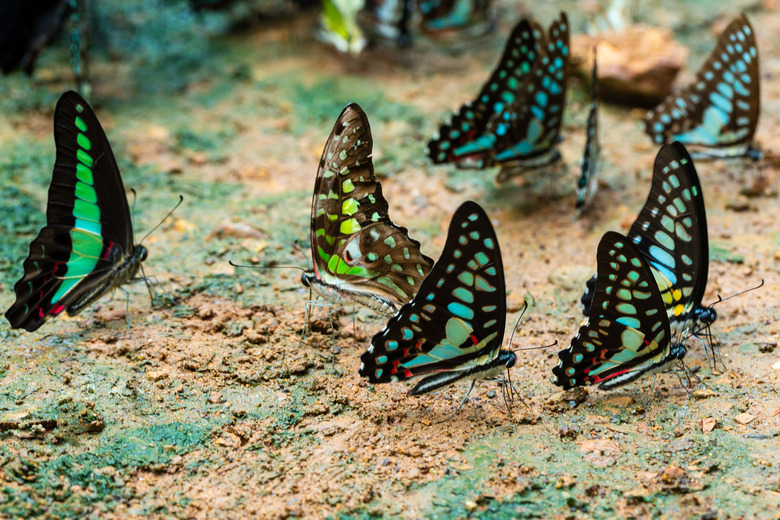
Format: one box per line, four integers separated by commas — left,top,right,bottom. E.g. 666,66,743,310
553,231,687,389
360,201,516,396
301,103,434,317
5,91,147,332
576,50,601,215
419,0,492,35
428,12,569,176
644,14,760,159
580,142,715,339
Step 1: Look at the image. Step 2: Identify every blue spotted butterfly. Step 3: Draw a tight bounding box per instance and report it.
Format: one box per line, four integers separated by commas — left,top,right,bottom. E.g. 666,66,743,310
419,0,492,36
5,91,148,332
576,50,601,215
553,231,690,389
644,14,760,159
360,201,515,397
580,142,715,341
428,12,569,176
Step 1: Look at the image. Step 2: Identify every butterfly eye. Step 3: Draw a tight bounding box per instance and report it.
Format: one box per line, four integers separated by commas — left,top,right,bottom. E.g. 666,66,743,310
301,273,311,287
139,246,148,262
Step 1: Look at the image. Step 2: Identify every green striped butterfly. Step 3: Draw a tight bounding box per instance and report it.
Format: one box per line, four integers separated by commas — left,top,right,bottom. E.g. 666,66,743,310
301,103,434,316
5,91,147,332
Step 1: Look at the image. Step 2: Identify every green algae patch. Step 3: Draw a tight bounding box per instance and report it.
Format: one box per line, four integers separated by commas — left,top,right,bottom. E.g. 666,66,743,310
0,422,211,518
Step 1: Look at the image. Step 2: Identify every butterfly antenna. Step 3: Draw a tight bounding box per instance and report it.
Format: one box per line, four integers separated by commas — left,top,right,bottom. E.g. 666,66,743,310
292,240,312,271
708,279,765,308
228,260,306,273
506,300,528,349
138,195,184,246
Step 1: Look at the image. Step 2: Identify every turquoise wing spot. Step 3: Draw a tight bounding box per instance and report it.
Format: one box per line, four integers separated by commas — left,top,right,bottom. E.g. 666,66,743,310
448,301,474,320
452,287,474,303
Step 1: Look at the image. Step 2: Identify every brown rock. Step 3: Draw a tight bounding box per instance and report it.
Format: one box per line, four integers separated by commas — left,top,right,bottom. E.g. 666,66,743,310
702,417,717,433
734,413,756,425
572,26,688,106
579,439,622,467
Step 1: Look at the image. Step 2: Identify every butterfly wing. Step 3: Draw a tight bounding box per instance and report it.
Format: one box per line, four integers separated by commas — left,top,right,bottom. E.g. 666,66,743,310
309,103,433,312
553,231,678,390
5,91,137,331
360,201,506,386
576,50,601,214
427,18,539,166
455,12,569,168
581,142,708,325
644,14,759,158
628,142,708,335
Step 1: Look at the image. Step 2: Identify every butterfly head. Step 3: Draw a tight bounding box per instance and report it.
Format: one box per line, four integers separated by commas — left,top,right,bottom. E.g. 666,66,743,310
137,245,148,262
697,306,717,326
301,271,314,288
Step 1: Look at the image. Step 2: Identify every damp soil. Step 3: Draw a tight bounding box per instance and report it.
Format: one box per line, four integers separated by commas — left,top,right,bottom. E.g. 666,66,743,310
0,1,779,518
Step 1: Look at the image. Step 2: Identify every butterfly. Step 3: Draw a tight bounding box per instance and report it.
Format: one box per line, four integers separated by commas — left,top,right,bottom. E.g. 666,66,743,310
644,14,760,160
580,142,715,338
360,201,516,399
367,0,414,45
428,12,569,175
5,91,148,332
301,103,434,317
553,231,691,390
419,0,492,35
0,1,89,90
575,50,601,215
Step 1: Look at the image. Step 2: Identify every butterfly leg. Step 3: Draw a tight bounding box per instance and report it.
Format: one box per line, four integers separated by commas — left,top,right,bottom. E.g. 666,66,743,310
118,286,133,337
645,374,659,405
437,381,476,424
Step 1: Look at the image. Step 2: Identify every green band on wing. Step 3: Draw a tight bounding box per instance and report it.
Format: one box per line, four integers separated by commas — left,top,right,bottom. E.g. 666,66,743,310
51,132,103,304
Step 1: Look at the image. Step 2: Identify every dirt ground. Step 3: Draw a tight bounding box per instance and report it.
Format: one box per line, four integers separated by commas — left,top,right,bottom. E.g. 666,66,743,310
0,1,779,518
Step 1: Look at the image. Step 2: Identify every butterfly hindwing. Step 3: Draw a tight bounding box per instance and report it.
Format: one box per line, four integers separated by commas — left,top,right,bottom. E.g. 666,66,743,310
5,91,145,331
306,103,433,315
360,201,507,390
644,14,759,158
427,19,538,166
554,231,682,390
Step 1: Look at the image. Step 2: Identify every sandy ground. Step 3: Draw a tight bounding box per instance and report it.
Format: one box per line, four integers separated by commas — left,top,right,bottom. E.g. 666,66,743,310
0,1,779,518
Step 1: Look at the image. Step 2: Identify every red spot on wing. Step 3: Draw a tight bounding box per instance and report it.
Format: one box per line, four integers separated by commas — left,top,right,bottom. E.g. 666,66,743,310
49,304,65,316
102,240,115,260
469,334,479,346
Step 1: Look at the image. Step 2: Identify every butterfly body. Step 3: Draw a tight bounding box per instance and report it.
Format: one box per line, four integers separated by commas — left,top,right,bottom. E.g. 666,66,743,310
360,201,513,396
304,103,433,317
428,13,569,175
554,232,688,390
6,91,146,332
644,14,760,159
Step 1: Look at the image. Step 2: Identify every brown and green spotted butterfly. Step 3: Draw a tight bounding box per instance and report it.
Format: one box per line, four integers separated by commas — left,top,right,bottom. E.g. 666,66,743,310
301,103,434,317
5,91,147,332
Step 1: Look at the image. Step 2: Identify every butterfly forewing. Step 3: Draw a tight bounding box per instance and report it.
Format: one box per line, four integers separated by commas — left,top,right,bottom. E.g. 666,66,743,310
310,103,433,311
360,201,506,384
427,19,538,166
581,142,708,324
644,14,759,158
628,142,709,335
554,232,675,390
453,12,569,169
576,51,601,214
5,91,142,331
